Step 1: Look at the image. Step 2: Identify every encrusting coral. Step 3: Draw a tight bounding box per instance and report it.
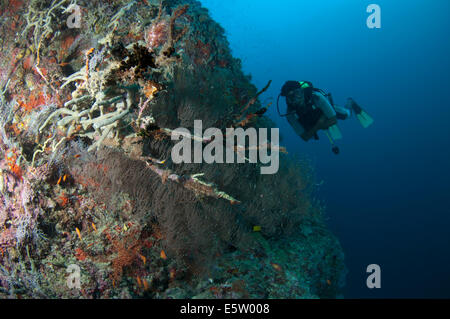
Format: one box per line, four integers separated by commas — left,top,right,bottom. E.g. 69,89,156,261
0,0,346,298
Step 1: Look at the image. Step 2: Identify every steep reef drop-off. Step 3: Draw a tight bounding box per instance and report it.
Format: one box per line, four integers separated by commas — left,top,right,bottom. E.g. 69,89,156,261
0,0,346,298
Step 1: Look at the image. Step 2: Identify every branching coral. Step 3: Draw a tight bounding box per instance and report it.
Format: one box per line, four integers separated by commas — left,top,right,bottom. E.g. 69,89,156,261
154,4,190,68
21,0,72,87
144,161,241,205
146,20,169,49
21,0,68,50
107,1,137,31
102,224,145,284
37,48,139,154
28,2,190,164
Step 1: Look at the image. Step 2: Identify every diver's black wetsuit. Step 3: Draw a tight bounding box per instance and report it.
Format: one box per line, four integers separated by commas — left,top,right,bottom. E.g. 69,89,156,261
286,87,323,132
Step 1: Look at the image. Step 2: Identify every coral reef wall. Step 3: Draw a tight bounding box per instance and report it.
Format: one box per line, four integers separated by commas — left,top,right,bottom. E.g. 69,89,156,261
0,0,346,298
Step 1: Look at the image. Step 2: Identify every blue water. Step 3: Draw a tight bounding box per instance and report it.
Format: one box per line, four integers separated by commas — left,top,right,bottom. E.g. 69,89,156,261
200,0,450,298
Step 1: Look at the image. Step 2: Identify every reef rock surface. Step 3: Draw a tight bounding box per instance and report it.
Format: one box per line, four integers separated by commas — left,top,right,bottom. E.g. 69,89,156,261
0,0,346,298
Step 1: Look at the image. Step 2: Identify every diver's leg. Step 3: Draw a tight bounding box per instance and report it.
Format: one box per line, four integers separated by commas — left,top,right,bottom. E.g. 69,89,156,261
312,93,343,140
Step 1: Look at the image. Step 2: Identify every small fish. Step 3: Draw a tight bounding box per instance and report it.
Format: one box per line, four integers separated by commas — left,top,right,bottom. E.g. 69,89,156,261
327,279,332,286
86,47,95,56
271,263,282,272
75,227,82,241
63,174,67,182
147,157,166,165
74,154,81,158
139,254,146,265
91,223,97,232
136,277,142,288
57,176,62,185
253,225,262,232
160,250,167,260
123,224,128,231
143,279,149,291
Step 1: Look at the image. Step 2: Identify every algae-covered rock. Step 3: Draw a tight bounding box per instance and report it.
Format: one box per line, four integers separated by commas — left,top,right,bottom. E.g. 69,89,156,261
0,0,346,298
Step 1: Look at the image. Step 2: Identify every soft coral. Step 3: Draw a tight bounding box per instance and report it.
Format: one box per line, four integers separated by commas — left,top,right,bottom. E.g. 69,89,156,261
5,150,22,180
146,20,169,49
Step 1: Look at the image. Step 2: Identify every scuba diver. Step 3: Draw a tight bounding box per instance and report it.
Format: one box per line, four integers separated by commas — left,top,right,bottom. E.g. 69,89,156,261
277,81,374,154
